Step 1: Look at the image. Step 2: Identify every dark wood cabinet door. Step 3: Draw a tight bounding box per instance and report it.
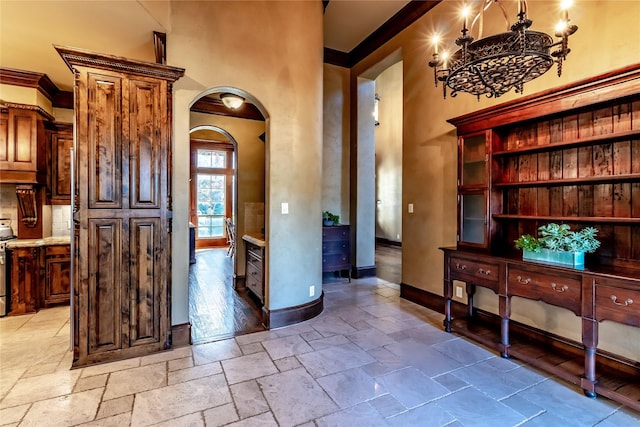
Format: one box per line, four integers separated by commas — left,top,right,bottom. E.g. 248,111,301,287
44,245,71,306
8,247,40,315
49,125,73,204
60,46,184,367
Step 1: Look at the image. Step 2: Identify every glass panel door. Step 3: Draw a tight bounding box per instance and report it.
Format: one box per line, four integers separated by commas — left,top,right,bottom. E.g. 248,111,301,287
460,192,486,245
196,174,226,238
461,134,487,187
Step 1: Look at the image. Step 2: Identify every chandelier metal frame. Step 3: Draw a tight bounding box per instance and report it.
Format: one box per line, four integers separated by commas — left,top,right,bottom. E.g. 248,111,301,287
428,0,578,99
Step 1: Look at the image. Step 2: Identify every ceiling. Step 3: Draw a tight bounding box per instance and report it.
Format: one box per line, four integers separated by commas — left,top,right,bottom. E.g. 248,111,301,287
323,0,411,53
0,0,422,119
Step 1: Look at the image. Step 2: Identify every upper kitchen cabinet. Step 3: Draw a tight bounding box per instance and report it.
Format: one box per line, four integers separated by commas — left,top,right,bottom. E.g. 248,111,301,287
47,122,73,204
0,104,51,184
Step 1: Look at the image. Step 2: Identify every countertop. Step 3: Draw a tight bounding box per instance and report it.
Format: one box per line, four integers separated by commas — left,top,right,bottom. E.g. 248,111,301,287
242,232,266,247
6,235,71,248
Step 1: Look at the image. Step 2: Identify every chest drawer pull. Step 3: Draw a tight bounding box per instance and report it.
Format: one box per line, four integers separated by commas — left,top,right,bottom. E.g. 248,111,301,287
478,268,491,275
610,295,633,307
551,283,568,293
455,263,467,270
516,276,530,285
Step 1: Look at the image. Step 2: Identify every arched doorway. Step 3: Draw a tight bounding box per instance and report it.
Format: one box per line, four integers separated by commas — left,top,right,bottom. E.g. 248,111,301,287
188,89,267,344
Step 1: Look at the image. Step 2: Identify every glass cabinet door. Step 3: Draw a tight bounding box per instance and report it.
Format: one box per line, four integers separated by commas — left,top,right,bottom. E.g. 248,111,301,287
458,131,490,248
459,192,487,245
460,133,487,187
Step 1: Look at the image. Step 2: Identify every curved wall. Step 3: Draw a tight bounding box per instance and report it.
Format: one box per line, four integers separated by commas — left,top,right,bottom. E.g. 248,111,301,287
170,1,324,323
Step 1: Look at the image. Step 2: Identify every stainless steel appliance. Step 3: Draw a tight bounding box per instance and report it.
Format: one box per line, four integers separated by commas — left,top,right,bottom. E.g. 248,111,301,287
0,227,18,316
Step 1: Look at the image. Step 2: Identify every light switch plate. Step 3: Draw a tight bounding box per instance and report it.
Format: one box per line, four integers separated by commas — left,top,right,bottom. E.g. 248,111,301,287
281,202,288,214
408,203,414,213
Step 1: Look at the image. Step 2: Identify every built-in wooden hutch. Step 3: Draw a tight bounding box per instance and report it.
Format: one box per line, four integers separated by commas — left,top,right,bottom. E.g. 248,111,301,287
440,64,640,411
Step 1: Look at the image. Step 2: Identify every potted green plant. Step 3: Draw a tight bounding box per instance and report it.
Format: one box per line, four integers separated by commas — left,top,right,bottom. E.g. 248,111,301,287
322,211,340,226
514,223,600,267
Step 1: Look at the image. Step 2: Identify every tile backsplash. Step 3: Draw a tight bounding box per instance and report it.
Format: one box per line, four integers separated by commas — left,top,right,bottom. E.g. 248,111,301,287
0,184,18,230
0,184,71,237
52,205,72,237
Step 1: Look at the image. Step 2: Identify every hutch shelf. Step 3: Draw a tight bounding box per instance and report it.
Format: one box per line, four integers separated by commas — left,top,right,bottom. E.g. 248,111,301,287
441,63,640,411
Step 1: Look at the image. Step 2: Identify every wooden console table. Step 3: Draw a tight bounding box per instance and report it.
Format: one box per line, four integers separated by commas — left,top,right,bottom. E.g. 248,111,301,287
441,247,640,410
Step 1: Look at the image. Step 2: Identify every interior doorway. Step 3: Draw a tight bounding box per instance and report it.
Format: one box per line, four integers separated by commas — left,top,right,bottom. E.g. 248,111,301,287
188,90,267,344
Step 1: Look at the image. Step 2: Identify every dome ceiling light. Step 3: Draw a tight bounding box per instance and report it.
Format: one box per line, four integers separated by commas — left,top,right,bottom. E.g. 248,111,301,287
220,93,245,110
428,0,578,99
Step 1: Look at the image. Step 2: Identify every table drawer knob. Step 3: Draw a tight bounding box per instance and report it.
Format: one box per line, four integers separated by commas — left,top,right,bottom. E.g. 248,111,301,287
478,268,491,275
551,283,568,293
516,275,530,285
610,295,633,307
455,263,466,270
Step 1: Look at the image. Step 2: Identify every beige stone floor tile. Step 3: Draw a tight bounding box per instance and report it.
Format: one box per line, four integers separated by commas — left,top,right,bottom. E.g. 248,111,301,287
103,363,167,400
130,375,232,426
168,356,194,372
96,395,134,419
230,380,269,419
152,411,205,426
203,403,239,426
0,369,81,408
74,373,108,393
0,402,30,425
139,346,193,366
0,367,25,400
79,412,131,426
225,411,278,426
221,352,278,384
21,361,59,378
80,357,140,378
20,388,102,426
167,361,222,385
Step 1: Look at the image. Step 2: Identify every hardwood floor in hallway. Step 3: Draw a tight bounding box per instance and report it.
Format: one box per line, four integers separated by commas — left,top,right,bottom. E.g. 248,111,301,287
189,248,265,344
375,242,401,284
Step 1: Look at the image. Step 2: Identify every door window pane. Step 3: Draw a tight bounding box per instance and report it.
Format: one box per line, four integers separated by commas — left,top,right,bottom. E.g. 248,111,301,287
196,173,226,238
197,149,226,168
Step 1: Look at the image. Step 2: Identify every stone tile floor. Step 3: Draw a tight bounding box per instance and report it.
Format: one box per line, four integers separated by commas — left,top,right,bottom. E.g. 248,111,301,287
1,277,639,426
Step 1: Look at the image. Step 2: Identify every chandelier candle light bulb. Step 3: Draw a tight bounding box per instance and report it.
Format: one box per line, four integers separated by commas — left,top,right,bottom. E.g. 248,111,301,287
428,0,578,99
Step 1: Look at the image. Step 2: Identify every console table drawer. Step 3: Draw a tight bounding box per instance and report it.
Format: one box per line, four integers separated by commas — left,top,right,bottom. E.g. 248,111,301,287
595,285,640,326
449,256,499,284
508,268,581,315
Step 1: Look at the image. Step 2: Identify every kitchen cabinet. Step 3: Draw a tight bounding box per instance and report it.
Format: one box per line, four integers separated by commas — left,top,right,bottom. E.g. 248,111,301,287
6,239,71,315
441,64,640,410
7,246,41,315
245,241,265,304
43,244,71,306
47,123,73,205
0,105,49,184
56,45,184,367
322,225,351,281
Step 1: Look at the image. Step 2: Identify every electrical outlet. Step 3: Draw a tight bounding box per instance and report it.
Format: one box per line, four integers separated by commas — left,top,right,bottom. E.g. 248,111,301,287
455,285,463,299
309,285,315,297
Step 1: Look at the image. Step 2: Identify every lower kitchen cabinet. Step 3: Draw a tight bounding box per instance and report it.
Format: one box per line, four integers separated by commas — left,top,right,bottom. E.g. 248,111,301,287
7,240,70,315
43,244,71,306
8,246,41,315
245,241,265,304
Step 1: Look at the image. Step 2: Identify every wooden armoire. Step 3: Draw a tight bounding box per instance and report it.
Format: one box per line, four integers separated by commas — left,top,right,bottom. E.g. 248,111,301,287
56,46,184,367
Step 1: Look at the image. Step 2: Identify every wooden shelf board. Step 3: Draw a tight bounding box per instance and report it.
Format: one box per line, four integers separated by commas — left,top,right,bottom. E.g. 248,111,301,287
493,129,640,157
493,215,640,224
494,173,640,188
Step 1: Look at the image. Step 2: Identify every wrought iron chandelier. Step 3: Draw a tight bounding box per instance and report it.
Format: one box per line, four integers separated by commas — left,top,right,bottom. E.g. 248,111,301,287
428,0,578,99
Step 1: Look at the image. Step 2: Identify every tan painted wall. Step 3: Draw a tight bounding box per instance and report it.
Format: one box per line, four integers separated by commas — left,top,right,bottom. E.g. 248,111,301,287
335,1,640,360
374,61,403,242
322,64,351,220
170,1,324,319
189,112,266,277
